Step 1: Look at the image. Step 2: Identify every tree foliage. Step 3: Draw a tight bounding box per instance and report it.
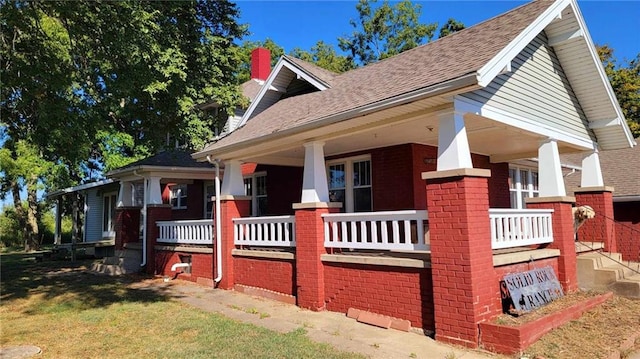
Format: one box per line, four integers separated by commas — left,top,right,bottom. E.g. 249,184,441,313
438,18,465,38
290,41,355,73
1,1,246,249
598,45,640,138
338,0,438,66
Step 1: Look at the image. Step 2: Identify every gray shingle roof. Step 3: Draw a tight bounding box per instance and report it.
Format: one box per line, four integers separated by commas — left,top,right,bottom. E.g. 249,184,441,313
198,0,552,155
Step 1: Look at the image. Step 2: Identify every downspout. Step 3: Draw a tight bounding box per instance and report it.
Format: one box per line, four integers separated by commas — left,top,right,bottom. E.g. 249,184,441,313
132,170,148,268
207,156,223,284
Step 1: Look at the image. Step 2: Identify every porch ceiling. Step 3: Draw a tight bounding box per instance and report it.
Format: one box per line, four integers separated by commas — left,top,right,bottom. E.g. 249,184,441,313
239,99,585,166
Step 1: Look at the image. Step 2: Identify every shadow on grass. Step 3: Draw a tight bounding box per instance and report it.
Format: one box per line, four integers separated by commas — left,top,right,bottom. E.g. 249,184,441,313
0,253,174,313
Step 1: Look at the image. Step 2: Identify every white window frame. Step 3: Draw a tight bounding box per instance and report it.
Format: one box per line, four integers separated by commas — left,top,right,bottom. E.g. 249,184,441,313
102,192,117,238
244,172,267,216
203,181,216,219
169,184,188,210
326,155,372,213
509,166,539,209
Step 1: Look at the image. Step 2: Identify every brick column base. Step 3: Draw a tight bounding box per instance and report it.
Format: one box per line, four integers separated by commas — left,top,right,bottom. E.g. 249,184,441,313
294,202,341,311
575,187,616,252
217,196,251,290
115,207,141,250
145,204,172,275
423,168,498,348
526,197,578,292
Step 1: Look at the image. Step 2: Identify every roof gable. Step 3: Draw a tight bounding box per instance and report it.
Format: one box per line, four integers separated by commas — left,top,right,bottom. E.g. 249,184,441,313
238,56,336,127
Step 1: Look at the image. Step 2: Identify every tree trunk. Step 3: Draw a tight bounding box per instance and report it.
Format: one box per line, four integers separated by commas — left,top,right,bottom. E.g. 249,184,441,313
25,177,40,251
11,181,29,250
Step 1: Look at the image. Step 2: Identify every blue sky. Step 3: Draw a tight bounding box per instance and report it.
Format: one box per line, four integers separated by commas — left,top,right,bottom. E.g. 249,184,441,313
236,0,639,64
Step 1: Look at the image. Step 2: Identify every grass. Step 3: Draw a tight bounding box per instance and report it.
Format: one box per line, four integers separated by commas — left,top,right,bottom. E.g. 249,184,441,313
0,252,364,359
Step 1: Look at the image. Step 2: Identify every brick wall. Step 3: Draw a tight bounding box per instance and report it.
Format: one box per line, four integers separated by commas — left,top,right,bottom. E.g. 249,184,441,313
155,250,213,283
614,201,640,262
145,205,172,275
371,144,416,210
162,181,205,220
324,263,434,330
489,162,511,208
234,257,296,295
575,191,616,252
114,207,140,249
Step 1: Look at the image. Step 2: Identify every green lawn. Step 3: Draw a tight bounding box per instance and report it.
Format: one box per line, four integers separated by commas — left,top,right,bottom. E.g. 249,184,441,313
0,253,364,359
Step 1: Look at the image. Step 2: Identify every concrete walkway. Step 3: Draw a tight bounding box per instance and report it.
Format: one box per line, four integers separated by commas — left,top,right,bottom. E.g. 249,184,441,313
143,279,503,359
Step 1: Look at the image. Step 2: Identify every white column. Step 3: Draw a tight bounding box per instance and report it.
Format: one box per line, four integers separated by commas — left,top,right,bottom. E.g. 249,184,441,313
538,139,566,197
580,150,605,187
220,160,245,196
117,181,133,207
54,197,62,245
301,141,330,203
436,110,473,171
147,176,163,204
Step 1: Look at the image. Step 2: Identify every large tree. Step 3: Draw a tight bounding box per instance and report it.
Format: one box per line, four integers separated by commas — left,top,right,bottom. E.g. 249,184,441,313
598,46,640,138
1,1,246,249
290,41,355,74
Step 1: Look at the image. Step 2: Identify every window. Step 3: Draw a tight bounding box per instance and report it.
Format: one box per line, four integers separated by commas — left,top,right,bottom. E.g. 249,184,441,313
328,156,372,213
169,184,188,209
244,173,267,216
102,192,117,238
509,167,539,209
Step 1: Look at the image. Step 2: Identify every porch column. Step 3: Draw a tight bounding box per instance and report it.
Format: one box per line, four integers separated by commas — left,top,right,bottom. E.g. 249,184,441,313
117,181,133,207
575,152,615,251
537,139,566,197
145,204,172,274
214,160,250,289
301,141,330,203
217,195,251,289
295,141,340,310
147,176,163,205
220,160,245,196
436,110,473,171
526,197,578,292
54,197,63,245
423,168,497,348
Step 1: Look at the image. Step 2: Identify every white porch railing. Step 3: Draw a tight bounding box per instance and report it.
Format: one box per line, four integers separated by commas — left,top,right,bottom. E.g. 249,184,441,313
489,209,554,249
234,215,296,247
323,210,429,251
156,220,213,245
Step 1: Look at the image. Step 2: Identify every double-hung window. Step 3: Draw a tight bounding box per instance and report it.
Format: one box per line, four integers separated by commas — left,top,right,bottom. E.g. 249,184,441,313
169,184,188,209
327,156,372,212
244,173,267,216
509,167,539,209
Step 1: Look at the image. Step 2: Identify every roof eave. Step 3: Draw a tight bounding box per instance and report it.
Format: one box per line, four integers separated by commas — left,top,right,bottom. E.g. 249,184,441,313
193,72,479,161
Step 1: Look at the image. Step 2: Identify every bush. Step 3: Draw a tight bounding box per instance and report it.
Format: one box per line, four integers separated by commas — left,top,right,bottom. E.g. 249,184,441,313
0,206,23,248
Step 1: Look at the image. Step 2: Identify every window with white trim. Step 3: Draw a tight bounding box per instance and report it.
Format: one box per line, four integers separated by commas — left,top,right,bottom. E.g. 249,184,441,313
102,192,117,238
204,181,217,219
509,167,539,209
244,173,267,216
169,184,188,209
327,156,372,213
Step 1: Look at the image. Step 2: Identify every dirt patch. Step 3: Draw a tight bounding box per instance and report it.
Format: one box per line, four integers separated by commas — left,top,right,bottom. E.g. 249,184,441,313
521,295,640,359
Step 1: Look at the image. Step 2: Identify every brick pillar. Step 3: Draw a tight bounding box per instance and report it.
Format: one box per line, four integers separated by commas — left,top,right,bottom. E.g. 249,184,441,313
574,187,616,252
423,168,498,348
115,207,141,250
217,196,251,289
526,197,577,292
294,203,341,311
145,204,172,275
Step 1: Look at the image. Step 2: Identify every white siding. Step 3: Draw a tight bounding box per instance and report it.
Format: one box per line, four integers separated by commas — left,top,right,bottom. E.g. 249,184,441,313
462,32,595,142
83,188,103,242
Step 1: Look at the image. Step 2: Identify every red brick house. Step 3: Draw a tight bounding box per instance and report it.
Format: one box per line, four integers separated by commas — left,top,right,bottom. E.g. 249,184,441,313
113,0,635,351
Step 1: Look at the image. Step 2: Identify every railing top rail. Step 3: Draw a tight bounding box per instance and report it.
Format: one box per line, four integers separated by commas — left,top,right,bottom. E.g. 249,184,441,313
322,210,428,219
156,219,213,225
489,208,554,214
233,215,295,223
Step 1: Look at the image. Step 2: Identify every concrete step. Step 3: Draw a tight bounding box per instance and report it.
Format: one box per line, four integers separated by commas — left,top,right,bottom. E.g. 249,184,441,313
609,273,640,298
578,252,622,268
593,263,639,291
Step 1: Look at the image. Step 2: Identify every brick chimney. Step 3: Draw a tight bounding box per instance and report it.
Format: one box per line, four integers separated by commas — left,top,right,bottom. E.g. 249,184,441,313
251,47,271,81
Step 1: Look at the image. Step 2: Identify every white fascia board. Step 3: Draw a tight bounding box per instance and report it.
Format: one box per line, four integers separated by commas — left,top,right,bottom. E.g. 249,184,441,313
476,0,570,87
238,57,330,129
454,96,596,150
45,179,115,199
567,0,636,147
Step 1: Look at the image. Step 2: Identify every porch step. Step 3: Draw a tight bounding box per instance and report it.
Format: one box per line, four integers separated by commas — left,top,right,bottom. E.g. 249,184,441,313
577,252,640,298
575,241,605,254
88,248,142,276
